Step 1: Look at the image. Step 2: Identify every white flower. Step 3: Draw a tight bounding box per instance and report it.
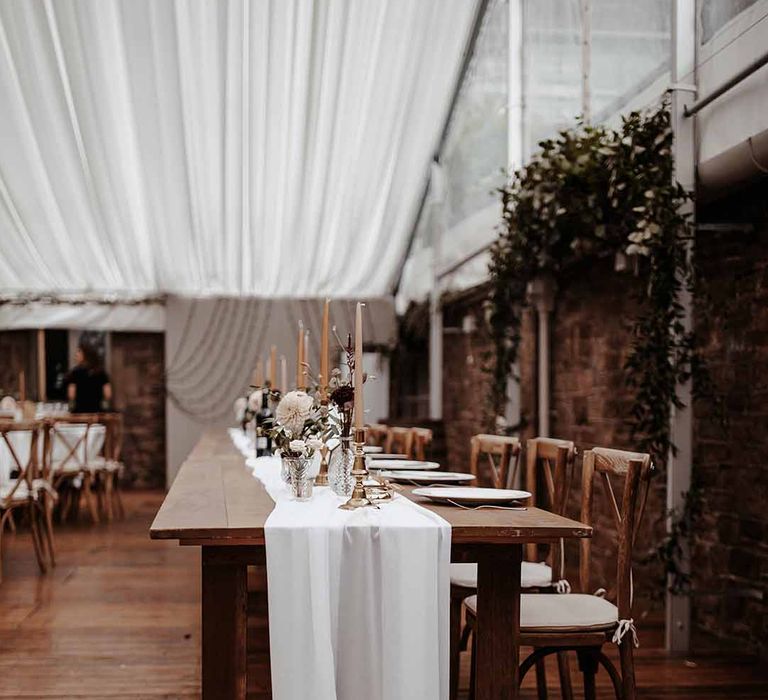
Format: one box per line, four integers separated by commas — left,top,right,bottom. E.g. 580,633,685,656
248,389,263,412
276,390,314,436
234,397,247,420
289,439,306,453
307,438,323,450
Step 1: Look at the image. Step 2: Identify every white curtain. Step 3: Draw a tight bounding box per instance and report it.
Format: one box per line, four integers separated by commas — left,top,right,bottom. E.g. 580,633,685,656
0,0,476,299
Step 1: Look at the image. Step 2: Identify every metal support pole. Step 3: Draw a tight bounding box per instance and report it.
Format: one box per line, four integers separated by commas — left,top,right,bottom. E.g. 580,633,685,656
528,276,556,438
667,0,696,654
429,163,445,421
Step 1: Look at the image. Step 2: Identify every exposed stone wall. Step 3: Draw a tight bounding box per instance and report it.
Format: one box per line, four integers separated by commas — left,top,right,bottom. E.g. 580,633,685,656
691,184,768,655
109,333,166,489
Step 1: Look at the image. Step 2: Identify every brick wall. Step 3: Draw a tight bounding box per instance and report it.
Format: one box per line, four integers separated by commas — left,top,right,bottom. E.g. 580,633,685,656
110,332,166,489
0,330,37,399
691,183,768,655
441,287,496,473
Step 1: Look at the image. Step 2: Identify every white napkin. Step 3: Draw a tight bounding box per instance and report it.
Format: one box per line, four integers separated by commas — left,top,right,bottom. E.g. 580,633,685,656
236,435,451,700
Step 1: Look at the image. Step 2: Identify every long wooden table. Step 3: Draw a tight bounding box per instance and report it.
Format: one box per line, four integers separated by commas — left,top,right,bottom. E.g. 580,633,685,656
150,430,592,699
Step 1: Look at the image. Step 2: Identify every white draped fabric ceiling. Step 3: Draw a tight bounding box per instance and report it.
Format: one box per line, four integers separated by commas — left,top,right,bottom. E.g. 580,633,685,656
0,0,476,299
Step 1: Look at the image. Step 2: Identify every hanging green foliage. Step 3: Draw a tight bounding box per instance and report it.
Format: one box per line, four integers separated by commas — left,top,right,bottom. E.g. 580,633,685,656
487,102,705,468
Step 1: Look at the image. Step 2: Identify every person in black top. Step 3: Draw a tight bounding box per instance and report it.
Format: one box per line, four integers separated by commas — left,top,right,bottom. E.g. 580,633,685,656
66,343,112,414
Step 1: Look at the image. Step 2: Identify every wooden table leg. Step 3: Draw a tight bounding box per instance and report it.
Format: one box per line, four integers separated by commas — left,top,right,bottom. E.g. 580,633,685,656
475,544,523,700
202,547,247,699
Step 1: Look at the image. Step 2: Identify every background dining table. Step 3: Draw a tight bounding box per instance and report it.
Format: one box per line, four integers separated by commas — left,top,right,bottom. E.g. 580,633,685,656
150,429,592,700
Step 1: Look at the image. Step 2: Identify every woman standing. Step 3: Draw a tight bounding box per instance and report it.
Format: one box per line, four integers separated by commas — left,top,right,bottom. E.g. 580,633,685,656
66,344,112,414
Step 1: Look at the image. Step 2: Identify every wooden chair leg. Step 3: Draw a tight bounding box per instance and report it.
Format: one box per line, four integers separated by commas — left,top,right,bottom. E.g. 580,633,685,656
619,637,636,700
28,503,47,574
450,592,463,700
0,509,12,584
43,498,56,567
82,473,99,524
468,624,477,700
113,479,125,519
577,648,600,700
557,651,574,700
103,472,114,522
535,655,548,700
7,511,16,533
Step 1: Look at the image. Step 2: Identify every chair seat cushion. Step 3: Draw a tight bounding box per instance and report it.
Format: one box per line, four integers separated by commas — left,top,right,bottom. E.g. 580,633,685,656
465,593,618,633
450,561,552,590
0,478,50,504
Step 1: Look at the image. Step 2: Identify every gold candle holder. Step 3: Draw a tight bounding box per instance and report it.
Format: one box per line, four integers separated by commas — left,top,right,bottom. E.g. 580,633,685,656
339,426,373,510
315,398,330,486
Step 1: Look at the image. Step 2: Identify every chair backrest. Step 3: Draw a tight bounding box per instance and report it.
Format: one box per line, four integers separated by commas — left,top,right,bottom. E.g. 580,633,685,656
411,427,433,461
470,434,521,489
0,422,41,501
385,427,414,458
579,447,654,618
367,424,389,448
525,437,576,572
50,423,90,473
86,424,107,462
103,413,124,462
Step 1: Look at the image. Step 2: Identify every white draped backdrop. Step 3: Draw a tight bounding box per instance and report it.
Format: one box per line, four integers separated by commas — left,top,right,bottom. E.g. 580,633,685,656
0,0,476,299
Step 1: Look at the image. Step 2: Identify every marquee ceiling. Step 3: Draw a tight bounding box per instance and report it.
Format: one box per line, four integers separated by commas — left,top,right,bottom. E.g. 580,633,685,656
0,0,476,299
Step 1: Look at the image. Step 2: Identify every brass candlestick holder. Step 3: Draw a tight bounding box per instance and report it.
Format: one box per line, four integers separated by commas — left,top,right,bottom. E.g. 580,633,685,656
315,397,330,486
339,426,373,510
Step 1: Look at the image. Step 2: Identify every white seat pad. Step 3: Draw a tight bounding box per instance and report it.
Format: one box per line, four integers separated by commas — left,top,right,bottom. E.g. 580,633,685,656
450,561,553,589
465,593,618,632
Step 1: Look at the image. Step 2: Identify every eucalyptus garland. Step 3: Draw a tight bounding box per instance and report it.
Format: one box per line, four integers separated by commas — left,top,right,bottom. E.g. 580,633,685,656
487,103,704,470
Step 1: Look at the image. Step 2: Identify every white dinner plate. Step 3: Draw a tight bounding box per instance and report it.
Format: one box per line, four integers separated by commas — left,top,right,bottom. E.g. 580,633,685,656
368,459,440,471
363,445,383,453
378,470,475,484
412,487,531,505
369,453,409,460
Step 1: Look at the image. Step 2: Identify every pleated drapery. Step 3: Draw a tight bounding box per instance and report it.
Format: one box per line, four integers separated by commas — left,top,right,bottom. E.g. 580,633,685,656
0,0,476,299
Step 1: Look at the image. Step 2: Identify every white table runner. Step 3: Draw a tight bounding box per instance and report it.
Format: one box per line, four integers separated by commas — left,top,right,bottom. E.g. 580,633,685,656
229,429,451,700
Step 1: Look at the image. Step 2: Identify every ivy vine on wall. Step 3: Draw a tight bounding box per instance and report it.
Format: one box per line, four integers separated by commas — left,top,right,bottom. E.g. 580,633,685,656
486,103,713,593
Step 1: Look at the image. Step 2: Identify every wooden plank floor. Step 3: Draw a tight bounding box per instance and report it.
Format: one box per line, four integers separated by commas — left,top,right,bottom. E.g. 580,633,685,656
0,490,765,698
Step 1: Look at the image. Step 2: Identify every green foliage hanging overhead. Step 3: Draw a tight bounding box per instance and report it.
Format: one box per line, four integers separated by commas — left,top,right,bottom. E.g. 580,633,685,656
486,102,705,468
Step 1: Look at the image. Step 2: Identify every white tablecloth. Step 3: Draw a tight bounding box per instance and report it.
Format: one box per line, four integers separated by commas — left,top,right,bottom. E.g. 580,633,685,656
229,429,451,700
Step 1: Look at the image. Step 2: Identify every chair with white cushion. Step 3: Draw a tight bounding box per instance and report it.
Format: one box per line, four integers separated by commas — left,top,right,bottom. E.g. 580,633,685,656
50,420,100,523
88,414,125,520
463,446,653,700
449,437,573,700
0,421,50,582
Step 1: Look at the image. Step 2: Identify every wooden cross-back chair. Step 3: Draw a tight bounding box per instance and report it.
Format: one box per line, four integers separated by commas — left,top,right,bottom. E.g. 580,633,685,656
0,421,54,583
469,434,521,489
98,413,126,520
464,446,654,700
385,427,413,458
366,424,389,448
450,436,572,700
49,416,103,523
411,427,433,461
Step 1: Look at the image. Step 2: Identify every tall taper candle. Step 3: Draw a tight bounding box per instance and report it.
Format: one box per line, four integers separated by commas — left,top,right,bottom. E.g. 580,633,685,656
253,358,264,386
321,299,330,389
280,355,287,394
296,322,304,388
304,330,310,383
354,302,364,429
269,346,277,387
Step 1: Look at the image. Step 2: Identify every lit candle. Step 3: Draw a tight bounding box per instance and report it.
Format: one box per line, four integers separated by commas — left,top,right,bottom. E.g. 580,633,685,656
321,298,330,390
296,322,304,388
269,346,277,388
353,302,364,430
304,330,310,382
253,358,264,386
280,355,287,394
